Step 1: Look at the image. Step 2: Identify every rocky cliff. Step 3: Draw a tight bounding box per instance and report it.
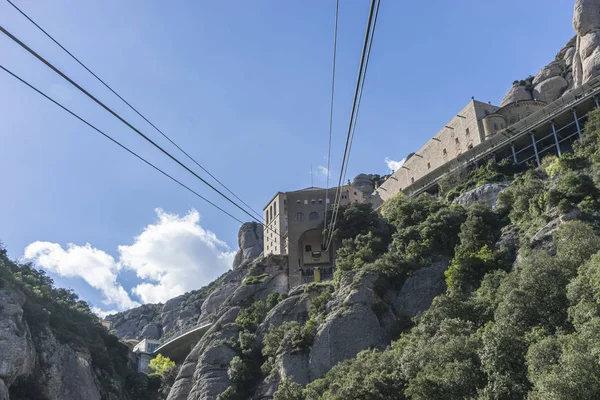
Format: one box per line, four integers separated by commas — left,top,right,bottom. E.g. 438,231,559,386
501,0,600,107
0,251,135,400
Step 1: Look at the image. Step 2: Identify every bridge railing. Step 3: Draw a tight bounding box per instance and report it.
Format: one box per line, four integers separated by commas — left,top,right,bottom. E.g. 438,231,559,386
156,321,211,348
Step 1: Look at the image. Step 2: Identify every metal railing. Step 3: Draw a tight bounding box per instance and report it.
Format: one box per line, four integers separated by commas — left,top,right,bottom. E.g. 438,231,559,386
405,76,600,197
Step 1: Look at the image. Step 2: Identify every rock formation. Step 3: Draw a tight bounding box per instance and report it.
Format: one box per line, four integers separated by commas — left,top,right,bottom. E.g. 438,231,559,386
232,222,264,269
0,278,128,399
573,0,600,87
453,183,509,209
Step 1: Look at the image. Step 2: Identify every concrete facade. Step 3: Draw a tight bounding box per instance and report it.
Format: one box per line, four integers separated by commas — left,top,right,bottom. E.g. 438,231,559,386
264,176,381,287
375,99,498,201
133,338,160,373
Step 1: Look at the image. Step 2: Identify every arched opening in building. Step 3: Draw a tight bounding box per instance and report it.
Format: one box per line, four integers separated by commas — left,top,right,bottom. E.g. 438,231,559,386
297,229,334,283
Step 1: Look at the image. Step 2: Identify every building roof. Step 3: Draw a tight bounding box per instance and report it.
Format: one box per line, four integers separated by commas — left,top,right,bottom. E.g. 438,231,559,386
289,186,326,192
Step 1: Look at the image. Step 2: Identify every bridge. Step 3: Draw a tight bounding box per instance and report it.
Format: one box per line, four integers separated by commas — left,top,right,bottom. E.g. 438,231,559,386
404,76,600,197
153,322,213,363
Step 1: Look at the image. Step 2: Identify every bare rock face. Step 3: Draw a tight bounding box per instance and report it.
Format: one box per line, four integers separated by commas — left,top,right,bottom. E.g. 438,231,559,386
140,322,162,340
0,281,35,386
500,85,532,107
168,308,241,400
533,75,570,103
391,260,448,318
34,328,102,400
573,0,600,87
233,222,264,269
352,174,376,194
452,183,509,209
532,61,564,86
167,256,289,400
0,379,8,400
105,303,160,340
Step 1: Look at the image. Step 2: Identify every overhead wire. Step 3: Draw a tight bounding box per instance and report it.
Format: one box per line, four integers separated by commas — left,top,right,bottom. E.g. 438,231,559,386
5,0,265,223
324,0,380,251
0,64,247,225
322,0,340,245
0,24,294,246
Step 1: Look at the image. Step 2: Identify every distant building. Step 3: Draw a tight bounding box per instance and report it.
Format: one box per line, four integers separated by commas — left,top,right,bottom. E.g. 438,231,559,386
133,338,160,373
264,175,381,287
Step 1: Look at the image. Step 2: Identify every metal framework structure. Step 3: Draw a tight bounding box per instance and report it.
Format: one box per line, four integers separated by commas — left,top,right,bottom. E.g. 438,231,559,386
408,76,600,197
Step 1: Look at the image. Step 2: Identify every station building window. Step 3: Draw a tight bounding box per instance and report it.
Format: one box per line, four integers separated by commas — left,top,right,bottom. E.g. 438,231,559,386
309,212,319,220
295,212,304,221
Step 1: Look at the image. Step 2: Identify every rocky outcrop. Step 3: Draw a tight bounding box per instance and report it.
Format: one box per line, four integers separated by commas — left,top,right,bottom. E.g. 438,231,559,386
167,255,289,400
0,379,8,400
532,76,570,103
453,183,509,209
0,278,126,400
34,328,102,400
308,274,388,380
391,260,448,317
168,308,241,400
573,0,600,87
500,84,533,107
233,222,264,269
0,282,35,387
105,303,161,340
531,208,582,254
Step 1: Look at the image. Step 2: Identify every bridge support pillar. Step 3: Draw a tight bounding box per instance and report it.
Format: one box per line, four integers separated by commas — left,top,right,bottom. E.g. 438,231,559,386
573,109,582,139
511,142,518,164
531,133,540,167
551,122,562,157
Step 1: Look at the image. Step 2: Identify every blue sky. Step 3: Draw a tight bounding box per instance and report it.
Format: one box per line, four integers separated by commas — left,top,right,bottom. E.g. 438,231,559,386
0,0,575,315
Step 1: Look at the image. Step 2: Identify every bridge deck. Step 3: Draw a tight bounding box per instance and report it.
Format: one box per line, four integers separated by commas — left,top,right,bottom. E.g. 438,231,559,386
154,322,213,363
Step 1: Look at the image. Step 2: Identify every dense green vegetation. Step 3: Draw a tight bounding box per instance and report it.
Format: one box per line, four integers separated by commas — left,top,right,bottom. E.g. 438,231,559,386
273,110,600,399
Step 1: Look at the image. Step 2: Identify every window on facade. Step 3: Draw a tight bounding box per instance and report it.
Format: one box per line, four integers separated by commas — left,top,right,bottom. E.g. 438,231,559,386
273,202,276,216
354,191,357,195
304,200,308,205
305,245,312,252
455,138,459,144
295,212,304,221
411,177,415,183
326,198,330,203
309,212,319,220
466,128,470,136
311,199,315,204
443,148,447,156
468,143,473,149
296,200,301,204
318,199,323,204
494,123,497,130
311,251,322,259
427,162,431,169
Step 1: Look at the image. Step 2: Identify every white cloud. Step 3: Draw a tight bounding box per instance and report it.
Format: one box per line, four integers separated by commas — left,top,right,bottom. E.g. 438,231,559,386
92,307,119,319
24,241,139,310
385,157,406,173
119,208,235,304
317,166,330,177
24,208,235,313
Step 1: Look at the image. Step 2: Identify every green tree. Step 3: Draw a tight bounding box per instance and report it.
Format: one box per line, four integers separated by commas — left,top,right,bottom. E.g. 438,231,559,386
149,354,176,376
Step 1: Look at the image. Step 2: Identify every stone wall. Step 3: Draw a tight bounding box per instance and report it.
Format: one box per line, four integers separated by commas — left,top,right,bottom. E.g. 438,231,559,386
375,99,497,201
